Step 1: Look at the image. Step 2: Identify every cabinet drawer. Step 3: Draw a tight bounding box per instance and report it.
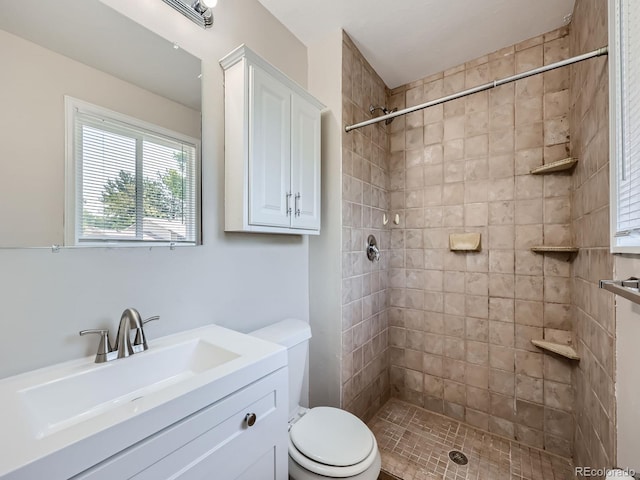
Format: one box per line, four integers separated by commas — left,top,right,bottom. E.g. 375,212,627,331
131,388,279,479
73,368,288,480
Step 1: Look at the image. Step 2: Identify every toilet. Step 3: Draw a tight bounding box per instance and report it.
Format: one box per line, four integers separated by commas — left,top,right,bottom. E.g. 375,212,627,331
251,319,381,480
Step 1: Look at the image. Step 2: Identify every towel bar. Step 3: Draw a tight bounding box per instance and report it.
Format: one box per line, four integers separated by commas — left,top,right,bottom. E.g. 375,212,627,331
599,277,640,304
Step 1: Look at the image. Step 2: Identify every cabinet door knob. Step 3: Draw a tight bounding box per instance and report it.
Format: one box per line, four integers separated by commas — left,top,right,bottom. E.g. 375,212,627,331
245,413,257,427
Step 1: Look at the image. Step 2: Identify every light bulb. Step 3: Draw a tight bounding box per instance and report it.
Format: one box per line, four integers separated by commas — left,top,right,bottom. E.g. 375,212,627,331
192,0,216,12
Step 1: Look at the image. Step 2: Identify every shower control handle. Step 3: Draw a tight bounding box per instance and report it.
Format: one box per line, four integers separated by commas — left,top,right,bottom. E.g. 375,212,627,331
366,234,380,262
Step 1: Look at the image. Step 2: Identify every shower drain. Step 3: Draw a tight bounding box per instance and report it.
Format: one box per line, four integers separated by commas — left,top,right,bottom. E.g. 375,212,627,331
448,450,469,466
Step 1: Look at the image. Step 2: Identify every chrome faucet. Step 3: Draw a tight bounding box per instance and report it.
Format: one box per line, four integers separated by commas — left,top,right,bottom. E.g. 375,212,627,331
79,308,160,363
115,308,144,358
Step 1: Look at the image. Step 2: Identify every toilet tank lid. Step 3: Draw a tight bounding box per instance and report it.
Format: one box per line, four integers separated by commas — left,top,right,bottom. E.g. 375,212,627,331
249,319,311,348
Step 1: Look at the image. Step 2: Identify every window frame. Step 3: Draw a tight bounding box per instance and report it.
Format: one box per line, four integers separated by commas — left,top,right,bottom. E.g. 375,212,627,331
610,0,640,253
64,96,201,247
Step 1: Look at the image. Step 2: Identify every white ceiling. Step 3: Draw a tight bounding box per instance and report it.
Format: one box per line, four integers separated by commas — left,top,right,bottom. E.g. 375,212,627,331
256,0,576,89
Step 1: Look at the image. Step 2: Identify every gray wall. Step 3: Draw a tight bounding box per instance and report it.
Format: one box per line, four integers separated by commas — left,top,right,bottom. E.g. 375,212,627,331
0,0,310,379
307,31,344,409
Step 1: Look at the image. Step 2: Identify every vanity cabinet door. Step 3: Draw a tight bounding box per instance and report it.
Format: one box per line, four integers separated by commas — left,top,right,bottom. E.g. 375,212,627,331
143,428,279,480
71,368,288,480
130,386,284,480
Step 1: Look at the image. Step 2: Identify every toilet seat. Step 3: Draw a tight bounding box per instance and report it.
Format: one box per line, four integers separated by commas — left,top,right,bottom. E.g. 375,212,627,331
288,407,378,478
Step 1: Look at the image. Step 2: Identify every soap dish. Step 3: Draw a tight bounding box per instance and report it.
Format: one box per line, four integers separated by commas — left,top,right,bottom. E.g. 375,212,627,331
449,233,481,252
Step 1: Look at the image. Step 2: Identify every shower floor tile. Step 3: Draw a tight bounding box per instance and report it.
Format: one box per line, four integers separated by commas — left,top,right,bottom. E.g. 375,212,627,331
370,399,573,480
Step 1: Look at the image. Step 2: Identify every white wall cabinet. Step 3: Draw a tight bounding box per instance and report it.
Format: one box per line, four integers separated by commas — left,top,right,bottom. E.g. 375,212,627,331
221,45,324,235
71,368,288,480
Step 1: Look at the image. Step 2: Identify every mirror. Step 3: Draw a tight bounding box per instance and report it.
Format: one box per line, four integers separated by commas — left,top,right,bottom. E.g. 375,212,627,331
0,0,202,248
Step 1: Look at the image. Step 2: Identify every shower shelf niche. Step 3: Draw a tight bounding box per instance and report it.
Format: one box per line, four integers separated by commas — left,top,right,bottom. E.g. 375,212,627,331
531,340,580,361
530,157,578,175
530,246,579,254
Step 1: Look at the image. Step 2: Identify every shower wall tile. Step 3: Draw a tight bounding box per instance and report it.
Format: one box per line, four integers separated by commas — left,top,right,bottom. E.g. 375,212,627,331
570,0,616,475
341,33,391,421
386,27,575,456
342,5,613,466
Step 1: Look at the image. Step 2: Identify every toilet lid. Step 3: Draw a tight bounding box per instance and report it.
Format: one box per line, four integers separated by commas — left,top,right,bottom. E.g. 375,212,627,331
289,407,374,467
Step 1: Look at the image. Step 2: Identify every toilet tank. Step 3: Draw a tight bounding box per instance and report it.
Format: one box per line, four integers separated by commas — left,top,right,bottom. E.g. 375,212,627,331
250,319,311,420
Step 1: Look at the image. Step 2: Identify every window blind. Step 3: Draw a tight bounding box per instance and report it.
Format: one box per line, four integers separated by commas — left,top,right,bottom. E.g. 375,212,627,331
616,0,640,239
73,110,197,244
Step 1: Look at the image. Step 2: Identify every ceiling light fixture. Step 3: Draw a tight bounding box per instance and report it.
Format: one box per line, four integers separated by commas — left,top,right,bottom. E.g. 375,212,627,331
161,0,215,29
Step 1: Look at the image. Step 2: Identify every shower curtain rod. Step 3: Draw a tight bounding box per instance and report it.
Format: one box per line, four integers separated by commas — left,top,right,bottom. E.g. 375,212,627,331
345,46,608,133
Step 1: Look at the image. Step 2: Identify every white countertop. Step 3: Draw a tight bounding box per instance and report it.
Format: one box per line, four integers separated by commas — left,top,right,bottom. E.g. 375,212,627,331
0,325,286,480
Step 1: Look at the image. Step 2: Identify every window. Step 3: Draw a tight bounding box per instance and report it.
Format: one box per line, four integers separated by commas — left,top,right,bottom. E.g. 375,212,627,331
65,97,200,246
611,0,640,252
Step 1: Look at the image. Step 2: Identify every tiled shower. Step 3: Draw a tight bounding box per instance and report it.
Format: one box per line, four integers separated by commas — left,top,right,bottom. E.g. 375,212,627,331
386,26,575,457
339,0,615,476
341,33,392,421
570,0,615,470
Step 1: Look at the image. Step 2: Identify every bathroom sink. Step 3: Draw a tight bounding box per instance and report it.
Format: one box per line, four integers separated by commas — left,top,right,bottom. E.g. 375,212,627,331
20,339,240,439
0,324,287,479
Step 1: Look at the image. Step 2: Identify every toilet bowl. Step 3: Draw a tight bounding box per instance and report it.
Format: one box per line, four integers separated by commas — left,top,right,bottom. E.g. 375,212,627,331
250,319,381,480
287,406,381,479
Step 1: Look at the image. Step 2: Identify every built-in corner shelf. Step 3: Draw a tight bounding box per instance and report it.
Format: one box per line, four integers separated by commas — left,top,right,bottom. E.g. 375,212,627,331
530,157,578,175
531,246,579,254
531,340,580,361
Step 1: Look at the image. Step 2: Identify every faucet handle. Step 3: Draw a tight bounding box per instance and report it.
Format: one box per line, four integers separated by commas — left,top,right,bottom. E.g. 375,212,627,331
79,329,113,362
133,315,160,348
142,315,160,325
